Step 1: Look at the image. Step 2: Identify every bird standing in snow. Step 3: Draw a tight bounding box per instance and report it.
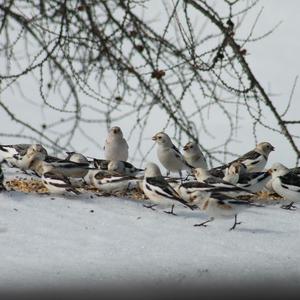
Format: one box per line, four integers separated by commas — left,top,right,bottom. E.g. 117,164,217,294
142,162,192,215
41,164,80,195
269,162,300,210
152,132,192,178
188,191,262,230
183,141,207,169
92,170,140,193
104,126,129,161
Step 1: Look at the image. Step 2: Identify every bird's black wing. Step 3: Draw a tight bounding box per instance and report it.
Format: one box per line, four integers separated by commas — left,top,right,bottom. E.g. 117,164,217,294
280,173,300,188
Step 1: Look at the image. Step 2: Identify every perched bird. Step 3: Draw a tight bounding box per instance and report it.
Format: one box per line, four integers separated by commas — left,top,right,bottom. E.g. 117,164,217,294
210,142,275,174
92,170,140,194
142,162,192,215
65,151,89,164
269,163,300,210
193,168,253,197
0,143,47,171
0,163,6,191
183,141,208,169
104,126,129,161
41,164,80,195
93,158,144,176
188,191,263,230
152,132,192,178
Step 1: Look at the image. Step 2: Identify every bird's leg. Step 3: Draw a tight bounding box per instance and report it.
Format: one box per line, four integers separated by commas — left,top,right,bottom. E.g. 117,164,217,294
194,218,213,227
164,204,177,216
229,215,242,231
179,171,183,183
281,201,297,210
143,204,157,211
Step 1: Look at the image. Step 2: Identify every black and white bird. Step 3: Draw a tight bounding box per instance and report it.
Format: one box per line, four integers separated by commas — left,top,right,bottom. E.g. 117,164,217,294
142,162,192,215
0,163,6,191
152,132,192,178
269,162,300,210
41,164,80,195
91,170,140,193
183,141,208,169
104,126,129,161
0,144,47,171
210,142,275,174
188,191,263,230
193,168,253,197
222,162,271,193
93,158,144,176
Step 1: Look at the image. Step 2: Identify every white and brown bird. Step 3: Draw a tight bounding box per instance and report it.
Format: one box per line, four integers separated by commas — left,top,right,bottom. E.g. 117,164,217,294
142,162,192,215
65,151,90,164
0,144,47,171
104,126,129,161
188,191,263,230
269,163,300,210
210,142,275,175
183,141,207,169
152,132,192,178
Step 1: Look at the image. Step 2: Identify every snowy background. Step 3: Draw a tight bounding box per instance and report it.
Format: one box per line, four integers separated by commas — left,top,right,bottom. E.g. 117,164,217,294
1,0,300,296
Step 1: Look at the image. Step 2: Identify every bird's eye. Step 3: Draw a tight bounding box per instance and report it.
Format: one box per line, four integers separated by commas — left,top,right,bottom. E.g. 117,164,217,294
274,168,277,172
190,145,193,148
158,136,162,139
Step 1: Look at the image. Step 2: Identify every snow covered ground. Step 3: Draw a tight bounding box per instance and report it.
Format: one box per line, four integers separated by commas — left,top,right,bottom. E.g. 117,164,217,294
1,170,300,296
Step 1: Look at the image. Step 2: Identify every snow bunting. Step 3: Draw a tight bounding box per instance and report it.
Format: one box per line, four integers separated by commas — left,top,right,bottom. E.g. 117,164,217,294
0,163,6,191
189,191,262,230
211,142,275,174
93,158,144,176
65,152,89,164
92,170,140,193
104,126,129,161
236,171,271,193
31,159,91,178
42,172,80,195
193,168,253,196
0,143,47,171
183,141,208,169
142,162,192,214
269,163,300,210
152,132,192,178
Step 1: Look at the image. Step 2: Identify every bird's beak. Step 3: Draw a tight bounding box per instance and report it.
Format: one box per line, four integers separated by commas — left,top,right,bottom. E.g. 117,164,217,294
152,135,157,141
267,168,272,175
183,145,188,151
271,146,275,151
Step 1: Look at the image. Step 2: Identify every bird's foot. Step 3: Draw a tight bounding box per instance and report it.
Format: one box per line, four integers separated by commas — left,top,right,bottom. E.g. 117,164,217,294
194,220,211,227
281,202,297,210
143,204,157,211
229,221,242,231
164,210,177,216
